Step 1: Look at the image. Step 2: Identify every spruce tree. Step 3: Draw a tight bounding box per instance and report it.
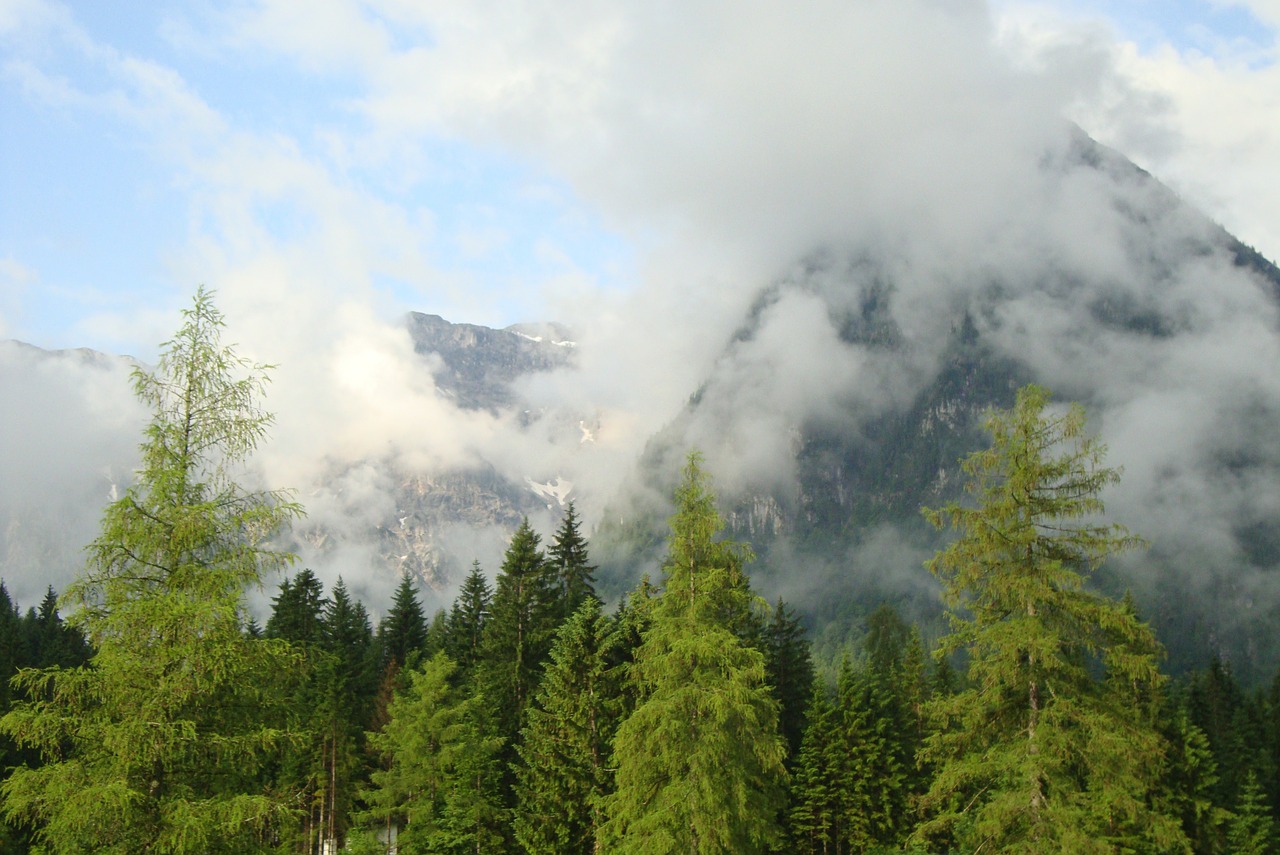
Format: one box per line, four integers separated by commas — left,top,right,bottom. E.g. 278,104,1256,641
0,287,304,852
513,599,623,855
477,519,559,753
602,452,787,854
445,560,492,679
913,385,1187,853
361,652,505,853
266,568,326,646
547,501,598,620
787,681,841,853
378,571,427,672
1227,770,1276,855
762,597,816,762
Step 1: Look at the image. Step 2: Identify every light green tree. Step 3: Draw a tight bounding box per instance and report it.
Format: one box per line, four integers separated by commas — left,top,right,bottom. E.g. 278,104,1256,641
913,385,1187,853
0,287,305,853
361,652,505,854
602,452,787,854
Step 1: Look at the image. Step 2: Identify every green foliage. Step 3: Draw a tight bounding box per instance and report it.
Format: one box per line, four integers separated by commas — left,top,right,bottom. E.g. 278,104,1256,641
0,287,304,853
762,598,816,762
444,561,491,681
914,385,1187,854
476,519,560,758
361,652,505,854
265,568,326,646
602,451,787,854
378,572,428,673
513,599,623,855
547,501,599,620
1227,770,1276,855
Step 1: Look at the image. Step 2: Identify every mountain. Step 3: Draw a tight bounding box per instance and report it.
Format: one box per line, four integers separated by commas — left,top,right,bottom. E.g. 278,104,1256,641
591,131,1280,677
4,130,1280,677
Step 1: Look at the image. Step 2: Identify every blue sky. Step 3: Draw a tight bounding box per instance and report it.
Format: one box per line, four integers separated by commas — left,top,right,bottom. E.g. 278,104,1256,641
2,0,1278,361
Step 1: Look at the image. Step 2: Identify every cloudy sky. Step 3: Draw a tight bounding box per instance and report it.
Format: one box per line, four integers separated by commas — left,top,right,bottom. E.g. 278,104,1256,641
3,0,1280,619
1,0,1278,362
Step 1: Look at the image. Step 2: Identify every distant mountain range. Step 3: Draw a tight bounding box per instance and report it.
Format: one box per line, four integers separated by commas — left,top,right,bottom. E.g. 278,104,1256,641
4,129,1280,677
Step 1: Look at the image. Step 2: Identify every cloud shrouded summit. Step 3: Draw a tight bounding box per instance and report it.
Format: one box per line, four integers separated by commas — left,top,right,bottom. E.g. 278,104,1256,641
1,2,1278,648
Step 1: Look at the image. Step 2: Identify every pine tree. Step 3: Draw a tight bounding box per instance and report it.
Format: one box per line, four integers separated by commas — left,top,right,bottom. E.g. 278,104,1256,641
0,287,305,852
547,501,598,620
309,578,377,850
445,560,492,680
787,681,841,854
378,571,427,673
24,587,91,670
913,385,1187,853
602,452,787,854
513,599,623,855
1161,708,1229,854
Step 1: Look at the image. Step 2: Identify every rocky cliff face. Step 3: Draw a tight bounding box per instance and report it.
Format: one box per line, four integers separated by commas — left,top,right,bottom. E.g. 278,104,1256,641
406,312,574,412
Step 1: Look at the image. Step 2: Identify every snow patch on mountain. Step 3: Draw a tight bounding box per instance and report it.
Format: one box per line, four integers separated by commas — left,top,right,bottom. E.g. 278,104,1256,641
526,476,573,508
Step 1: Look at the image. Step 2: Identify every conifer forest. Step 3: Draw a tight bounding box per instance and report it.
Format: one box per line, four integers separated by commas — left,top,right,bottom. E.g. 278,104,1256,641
3,293,1280,855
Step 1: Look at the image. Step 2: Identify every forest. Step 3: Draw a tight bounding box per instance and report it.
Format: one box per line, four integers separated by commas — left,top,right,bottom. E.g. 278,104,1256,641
1,291,1278,855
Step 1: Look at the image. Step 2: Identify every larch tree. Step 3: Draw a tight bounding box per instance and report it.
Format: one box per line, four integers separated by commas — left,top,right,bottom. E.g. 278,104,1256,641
0,287,305,853
913,384,1187,854
602,451,787,854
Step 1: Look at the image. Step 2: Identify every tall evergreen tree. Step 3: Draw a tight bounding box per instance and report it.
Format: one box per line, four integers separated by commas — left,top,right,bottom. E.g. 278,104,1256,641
378,572,427,673
913,385,1186,853
1227,770,1276,855
477,519,559,754
787,681,842,853
23,587,91,670
444,561,492,680
513,599,623,855
266,568,326,646
306,578,378,850
360,652,506,854
0,287,305,852
602,452,787,854
762,597,816,762
547,501,598,620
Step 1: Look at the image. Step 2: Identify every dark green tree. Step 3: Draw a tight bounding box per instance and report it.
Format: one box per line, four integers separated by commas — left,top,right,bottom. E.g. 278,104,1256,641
513,599,623,855
444,561,492,680
787,681,841,853
762,597,816,762
547,501,598,620
22,587,91,670
378,572,427,673
0,287,305,852
360,652,505,854
265,568,326,647
913,385,1187,853
1227,770,1276,855
476,519,559,755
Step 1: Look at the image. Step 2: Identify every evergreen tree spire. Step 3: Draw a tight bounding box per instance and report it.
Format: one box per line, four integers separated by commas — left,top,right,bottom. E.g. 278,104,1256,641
547,501,598,619
603,451,787,853
378,571,427,671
